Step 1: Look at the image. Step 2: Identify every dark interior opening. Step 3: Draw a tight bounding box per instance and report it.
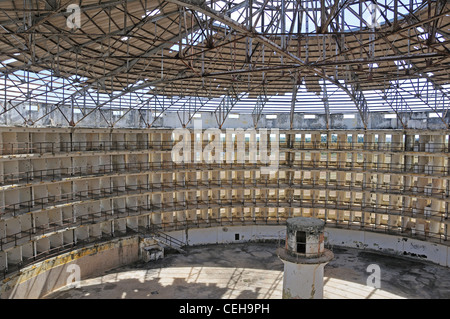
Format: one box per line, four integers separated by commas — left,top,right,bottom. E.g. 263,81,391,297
235,234,239,240
296,231,306,253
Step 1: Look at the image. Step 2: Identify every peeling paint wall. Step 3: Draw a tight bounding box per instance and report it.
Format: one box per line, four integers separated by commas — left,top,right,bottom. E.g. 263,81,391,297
325,227,450,267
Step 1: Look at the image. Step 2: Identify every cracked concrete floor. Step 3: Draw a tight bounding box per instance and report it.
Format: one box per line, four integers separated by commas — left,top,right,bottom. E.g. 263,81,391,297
45,243,450,299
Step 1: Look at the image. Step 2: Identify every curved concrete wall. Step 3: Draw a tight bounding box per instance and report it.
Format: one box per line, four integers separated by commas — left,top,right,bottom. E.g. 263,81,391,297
1,236,139,299
162,225,450,267
1,225,449,299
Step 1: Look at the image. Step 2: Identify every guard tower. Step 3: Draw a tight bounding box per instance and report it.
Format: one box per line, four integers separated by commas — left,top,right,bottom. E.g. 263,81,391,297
277,217,334,299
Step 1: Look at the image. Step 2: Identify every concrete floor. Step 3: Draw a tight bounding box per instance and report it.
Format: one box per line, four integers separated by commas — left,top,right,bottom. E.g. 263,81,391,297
45,243,450,299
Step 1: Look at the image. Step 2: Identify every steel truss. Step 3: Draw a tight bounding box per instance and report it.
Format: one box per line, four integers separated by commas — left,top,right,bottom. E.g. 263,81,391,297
0,0,448,127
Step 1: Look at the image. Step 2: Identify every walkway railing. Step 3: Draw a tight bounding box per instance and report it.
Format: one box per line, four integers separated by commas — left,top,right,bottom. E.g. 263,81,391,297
1,216,447,279
0,140,449,156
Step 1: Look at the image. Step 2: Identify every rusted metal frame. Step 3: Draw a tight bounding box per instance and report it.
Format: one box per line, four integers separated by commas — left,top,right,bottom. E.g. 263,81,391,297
297,1,319,32
327,10,406,127
0,68,73,125
148,93,187,128
317,9,450,65
426,0,442,44
72,91,112,127
97,5,160,68
0,13,144,84
21,23,200,125
374,1,448,56
16,0,75,33
381,4,450,119
289,81,298,130
97,13,186,81
243,1,279,69
0,5,29,41
0,62,85,108
38,78,133,126
38,8,179,64
108,78,210,128
111,89,169,128
388,0,449,41
214,84,239,128
403,28,450,58
379,35,449,122
176,92,211,127
213,0,281,126
110,89,154,127
188,1,272,125
178,7,251,69
26,68,74,125
349,83,369,128
163,0,304,63
0,27,28,57
320,0,345,34
386,29,450,58
164,0,373,128
312,52,445,67
326,19,370,128
251,84,268,128
344,6,377,60
376,84,410,129
0,71,29,122
0,0,131,28
36,22,98,76
402,78,449,128
180,34,247,61
321,79,331,130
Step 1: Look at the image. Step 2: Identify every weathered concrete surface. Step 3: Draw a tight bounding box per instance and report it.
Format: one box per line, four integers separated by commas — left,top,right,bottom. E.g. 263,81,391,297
1,236,139,299
45,243,450,299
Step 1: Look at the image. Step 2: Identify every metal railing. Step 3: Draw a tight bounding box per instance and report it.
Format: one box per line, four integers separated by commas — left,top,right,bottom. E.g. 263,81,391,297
1,195,448,252
1,160,450,188
1,177,450,218
289,141,449,153
0,140,449,156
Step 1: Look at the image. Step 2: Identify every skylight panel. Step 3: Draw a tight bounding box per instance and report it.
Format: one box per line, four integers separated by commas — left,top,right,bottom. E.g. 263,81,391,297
394,60,412,70
1,58,17,65
142,9,160,18
435,33,445,42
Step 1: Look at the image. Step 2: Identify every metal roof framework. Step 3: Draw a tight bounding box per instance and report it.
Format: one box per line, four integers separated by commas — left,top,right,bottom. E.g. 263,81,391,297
0,0,448,128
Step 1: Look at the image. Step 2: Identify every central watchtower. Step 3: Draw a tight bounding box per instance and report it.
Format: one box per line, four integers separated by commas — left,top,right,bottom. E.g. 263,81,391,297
277,217,334,299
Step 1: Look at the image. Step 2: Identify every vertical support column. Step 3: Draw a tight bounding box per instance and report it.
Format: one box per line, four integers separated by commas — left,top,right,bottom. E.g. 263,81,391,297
363,132,374,227
161,133,174,226
375,133,386,228
416,134,431,235
430,135,444,236
402,133,415,231
389,133,402,230
336,133,347,224
311,133,321,218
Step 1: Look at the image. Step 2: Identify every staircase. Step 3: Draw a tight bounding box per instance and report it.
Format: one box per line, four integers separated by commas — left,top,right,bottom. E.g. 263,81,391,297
151,230,186,254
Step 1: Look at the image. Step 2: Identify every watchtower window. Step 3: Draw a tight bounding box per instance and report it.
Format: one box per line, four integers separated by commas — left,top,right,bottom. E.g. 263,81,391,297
296,231,306,253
